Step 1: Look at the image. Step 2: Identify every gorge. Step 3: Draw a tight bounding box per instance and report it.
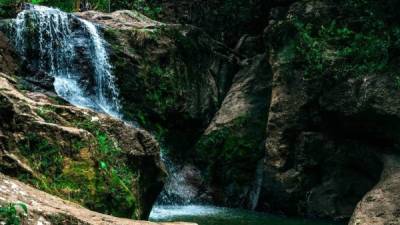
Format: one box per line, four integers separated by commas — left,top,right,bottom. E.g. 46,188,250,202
0,0,400,225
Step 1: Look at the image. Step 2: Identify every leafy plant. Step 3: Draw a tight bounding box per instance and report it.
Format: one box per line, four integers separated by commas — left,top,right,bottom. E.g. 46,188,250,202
17,130,138,219
294,20,389,80
0,203,28,225
291,0,400,83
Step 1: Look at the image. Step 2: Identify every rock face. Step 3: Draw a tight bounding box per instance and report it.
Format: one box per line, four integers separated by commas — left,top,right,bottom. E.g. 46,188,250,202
0,72,163,220
0,31,18,75
0,173,196,225
256,0,400,223
0,1,19,19
349,155,400,225
194,54,271,208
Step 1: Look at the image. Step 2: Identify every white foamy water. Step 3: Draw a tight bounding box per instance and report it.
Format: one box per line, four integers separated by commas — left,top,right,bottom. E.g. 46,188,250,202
149,205,225,220
13,4,121,118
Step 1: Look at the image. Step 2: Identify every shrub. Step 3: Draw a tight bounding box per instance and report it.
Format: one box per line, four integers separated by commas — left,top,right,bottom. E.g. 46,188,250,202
294,20,389,80
292,0,400,84
0,203,28,225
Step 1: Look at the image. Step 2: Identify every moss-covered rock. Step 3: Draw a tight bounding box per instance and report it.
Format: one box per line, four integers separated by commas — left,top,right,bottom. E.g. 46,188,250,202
193,54,271,208
0,73,163,220
0,173,196,225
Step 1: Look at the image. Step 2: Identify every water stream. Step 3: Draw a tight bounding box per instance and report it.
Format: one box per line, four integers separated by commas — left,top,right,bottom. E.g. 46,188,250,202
12,4,121,118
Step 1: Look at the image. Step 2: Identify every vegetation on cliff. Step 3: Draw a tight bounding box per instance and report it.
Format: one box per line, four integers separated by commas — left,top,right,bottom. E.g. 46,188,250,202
271,0,400,84
0,71,162,220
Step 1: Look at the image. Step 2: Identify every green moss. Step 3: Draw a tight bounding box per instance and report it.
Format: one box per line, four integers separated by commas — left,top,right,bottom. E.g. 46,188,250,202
17,130,138,219
0,203,27,225
142,63,182,115
35,105,58,123
195,114,266,187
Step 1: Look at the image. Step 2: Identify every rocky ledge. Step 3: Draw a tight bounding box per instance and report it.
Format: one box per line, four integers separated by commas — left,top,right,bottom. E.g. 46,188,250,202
0,173,195,225
0,70,163,220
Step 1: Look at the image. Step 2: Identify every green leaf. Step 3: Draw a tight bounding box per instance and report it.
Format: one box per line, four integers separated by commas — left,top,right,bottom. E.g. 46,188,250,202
99,161,107,170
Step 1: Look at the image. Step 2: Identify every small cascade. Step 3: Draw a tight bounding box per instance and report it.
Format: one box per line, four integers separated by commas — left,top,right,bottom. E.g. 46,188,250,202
156,152,200,205
12,4,121,118
79,19,121,117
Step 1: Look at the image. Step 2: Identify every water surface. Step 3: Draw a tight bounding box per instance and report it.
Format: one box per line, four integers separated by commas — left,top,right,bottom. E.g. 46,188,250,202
150,205,343,225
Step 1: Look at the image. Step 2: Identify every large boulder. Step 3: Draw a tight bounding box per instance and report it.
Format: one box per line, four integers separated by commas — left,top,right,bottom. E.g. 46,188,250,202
0,173,196,225
349,155,400,225
0,72,163,220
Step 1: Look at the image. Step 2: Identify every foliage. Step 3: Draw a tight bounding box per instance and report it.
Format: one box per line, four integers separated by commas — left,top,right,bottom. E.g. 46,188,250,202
17,126,138,219
292,0,400,83
24,0,162,18
294,20,389,80
111,0,161,19
0,203,28,225
154,0,269,46
35,105,58,123
143,64,180,115
0,0,19,5
0,0,20,18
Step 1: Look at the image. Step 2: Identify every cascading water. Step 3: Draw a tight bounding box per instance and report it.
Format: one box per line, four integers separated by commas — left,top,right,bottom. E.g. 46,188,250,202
78,18,121,116
12,4,121,118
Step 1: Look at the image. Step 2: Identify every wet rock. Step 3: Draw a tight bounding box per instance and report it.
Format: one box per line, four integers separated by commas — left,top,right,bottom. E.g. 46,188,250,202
158,164,212,205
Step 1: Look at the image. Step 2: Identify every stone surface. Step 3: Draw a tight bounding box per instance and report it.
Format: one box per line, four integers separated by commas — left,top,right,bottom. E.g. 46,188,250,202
0,73,163,220
0,173,196,225
193,54,271,209
0,31,17,75
348,155,400,225
257,0,400,222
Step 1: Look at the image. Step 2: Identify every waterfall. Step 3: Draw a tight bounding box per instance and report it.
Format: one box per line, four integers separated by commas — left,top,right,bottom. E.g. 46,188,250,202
12,4,121,118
